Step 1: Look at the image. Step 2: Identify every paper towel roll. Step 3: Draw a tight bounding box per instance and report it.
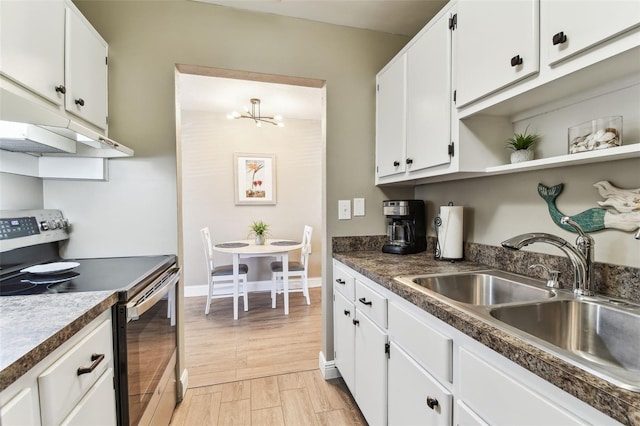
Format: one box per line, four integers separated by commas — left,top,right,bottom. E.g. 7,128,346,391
438,205,463,259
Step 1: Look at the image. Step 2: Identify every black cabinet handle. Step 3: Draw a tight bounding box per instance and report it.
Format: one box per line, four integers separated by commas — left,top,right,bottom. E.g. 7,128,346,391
552,31,567,45
352,319,359,326
426,396,439,410
358,297,372,306
75,98,85,107
405,158,413,165
343,309,351,317
393,161,400,167
510,55,523,67
77,353,105,376
335,278,345,285
55,85,66,94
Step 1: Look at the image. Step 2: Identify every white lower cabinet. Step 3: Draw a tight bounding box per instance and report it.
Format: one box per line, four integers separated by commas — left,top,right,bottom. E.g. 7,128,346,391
332,260,623,426
0,310,116,426
388,341,452,425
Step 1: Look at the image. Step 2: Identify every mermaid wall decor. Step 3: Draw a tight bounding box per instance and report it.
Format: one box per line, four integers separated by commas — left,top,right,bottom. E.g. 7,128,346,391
537,181,640,236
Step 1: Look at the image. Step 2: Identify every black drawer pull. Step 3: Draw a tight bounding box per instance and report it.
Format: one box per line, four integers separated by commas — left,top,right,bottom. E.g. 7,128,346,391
352,319,360,326
510,55,523,67
393,161,400,167
552,31,567,45
426,396,439,409
77,353,105,376
55,85,66,94
405,158,413,165
335,278,346,285
75,98,85,107
358,297,372,306
343,309,351,317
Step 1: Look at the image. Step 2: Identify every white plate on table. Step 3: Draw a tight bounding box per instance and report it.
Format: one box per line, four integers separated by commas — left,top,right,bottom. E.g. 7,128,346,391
21,262,80,275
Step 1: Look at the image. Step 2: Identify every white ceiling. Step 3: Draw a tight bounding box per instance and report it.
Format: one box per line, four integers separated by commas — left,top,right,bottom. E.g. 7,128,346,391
192,0,449,37
181,0,448,121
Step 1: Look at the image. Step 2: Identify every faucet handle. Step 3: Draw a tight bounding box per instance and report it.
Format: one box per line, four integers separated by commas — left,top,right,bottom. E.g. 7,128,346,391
529,264,560,288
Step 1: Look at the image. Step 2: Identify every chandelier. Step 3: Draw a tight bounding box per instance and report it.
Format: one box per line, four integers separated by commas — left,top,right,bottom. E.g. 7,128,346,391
227,98,284,127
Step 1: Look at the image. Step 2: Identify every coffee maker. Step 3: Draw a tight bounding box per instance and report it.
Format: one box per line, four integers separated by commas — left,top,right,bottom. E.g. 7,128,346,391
382,200,426,255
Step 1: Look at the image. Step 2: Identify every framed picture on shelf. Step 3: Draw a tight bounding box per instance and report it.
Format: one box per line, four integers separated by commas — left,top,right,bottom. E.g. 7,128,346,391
233,153,277,205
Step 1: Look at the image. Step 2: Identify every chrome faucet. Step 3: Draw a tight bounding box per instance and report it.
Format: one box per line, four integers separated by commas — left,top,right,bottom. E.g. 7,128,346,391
501,217,595,296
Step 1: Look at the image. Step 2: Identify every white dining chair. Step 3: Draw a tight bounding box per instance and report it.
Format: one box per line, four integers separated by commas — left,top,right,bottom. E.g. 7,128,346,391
200,227,249,315
270,225,312,308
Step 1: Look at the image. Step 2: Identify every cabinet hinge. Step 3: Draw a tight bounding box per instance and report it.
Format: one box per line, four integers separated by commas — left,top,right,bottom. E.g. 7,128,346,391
453,90,457,103
448,142,455,157
385,342,390,359
377,83,379,92
105,56,108,65
448,13,457,31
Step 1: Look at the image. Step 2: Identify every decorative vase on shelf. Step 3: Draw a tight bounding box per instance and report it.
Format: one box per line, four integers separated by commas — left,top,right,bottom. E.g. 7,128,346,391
255,234,266,245
510,149,534,164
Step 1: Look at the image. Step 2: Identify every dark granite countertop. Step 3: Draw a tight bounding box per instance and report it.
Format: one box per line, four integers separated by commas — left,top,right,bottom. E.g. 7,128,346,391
333,250,640,426
0,291,118,392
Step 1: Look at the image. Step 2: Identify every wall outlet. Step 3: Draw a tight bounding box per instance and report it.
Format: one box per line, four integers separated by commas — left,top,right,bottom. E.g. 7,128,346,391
353,198,365,216
338,200,351,220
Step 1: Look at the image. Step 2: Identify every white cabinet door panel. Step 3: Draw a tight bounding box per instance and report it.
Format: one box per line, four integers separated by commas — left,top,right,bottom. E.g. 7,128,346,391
0,0,65,105
376,55,406,178
542,0,640,66
455,0,539,107
354,312,387,426
333,291,355,392
0,388,39,426
61,368,116,426
388,342,452,426
406,11,452,172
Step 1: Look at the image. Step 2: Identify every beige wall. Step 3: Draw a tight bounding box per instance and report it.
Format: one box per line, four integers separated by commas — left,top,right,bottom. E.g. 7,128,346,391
416,157,640,268
180,111,322,287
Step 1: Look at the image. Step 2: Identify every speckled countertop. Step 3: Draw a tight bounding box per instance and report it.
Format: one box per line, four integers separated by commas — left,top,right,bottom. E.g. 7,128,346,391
0,291,118,391
333,250,640,426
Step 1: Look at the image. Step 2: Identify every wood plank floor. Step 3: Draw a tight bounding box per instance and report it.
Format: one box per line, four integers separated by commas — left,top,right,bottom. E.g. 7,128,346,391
171,287,367,425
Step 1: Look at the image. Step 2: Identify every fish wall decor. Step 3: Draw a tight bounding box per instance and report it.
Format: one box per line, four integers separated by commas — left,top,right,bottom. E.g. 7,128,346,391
538,181,640,235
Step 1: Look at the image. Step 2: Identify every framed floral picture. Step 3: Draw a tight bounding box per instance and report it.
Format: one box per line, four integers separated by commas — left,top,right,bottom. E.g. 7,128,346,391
233,153,277,205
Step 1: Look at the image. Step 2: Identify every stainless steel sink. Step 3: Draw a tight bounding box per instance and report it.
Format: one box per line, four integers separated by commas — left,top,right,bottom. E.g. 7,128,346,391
402,270,555,305
490,299,640,388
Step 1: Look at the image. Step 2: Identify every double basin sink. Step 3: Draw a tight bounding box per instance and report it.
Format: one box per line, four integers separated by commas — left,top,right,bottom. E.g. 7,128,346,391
394,270,640,391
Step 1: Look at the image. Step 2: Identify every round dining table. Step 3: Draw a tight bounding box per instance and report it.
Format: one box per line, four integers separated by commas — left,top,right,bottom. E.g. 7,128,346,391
212,239,303,319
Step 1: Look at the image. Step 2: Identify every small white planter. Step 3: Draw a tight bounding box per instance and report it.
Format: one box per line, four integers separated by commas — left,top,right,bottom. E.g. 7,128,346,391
510,149,534,164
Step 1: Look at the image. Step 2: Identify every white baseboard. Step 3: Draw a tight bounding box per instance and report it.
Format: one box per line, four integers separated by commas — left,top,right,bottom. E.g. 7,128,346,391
184,277,321,297
318,351,341,380
179,368,188,400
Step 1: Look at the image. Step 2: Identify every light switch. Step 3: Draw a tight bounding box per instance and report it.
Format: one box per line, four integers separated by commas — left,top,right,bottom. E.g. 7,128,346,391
338,200,351,220
353,198,365,216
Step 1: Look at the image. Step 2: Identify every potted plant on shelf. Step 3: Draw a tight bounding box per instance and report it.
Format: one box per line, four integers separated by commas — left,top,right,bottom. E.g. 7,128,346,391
248,220,270,245
506,126,540,164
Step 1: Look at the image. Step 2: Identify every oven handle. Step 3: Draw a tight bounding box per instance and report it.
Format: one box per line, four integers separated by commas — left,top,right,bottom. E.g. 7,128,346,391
126,267,180,321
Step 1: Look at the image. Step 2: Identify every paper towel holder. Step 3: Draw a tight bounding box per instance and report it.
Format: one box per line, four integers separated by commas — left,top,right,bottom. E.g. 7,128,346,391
434,201,463,262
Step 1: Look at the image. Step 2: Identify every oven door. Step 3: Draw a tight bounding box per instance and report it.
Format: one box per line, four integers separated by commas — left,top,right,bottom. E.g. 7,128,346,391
114,267,180,426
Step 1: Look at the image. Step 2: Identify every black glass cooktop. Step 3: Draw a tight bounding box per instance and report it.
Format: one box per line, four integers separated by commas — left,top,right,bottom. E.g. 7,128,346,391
0,255,176,300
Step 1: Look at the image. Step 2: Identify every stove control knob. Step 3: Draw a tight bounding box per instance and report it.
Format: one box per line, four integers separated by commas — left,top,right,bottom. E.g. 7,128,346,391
40,221,50,231
51,219,61,230
61,218,70,229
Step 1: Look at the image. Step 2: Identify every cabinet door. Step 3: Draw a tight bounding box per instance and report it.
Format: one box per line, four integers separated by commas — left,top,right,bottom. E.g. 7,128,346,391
333,292,355,392
376,55,406,178
61,368,116,426
0,0,65,105
354,312,387,426
388,342,452,426
406,10,452,172
0,388,39,426
65,6,108,130
455,0,539,107
542,0,640,66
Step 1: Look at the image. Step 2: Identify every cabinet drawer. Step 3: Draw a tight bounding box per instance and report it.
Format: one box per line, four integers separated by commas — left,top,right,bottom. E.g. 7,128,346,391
389,302,452,383
61,368,116,426
355,280,387,328
459,348,585,425
388,342,452,426
333,262,356,300
39,318,113,426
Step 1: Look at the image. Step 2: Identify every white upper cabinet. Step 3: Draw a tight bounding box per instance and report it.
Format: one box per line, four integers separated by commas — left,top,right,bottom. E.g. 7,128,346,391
542,0,640,66
455,0,540,107
0,1,66,105
376,55,406,178
65,6,108,130
406,11,452,172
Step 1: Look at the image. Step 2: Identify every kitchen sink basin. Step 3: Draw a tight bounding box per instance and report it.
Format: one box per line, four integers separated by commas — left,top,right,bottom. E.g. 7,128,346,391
404,271,555,305
490,299,640,389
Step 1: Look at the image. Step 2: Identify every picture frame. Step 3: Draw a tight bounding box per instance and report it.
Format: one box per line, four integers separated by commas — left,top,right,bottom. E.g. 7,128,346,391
233,153,277,205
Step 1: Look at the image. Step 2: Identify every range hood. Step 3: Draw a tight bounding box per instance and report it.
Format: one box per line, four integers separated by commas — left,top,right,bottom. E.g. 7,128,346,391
0,87,133,158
